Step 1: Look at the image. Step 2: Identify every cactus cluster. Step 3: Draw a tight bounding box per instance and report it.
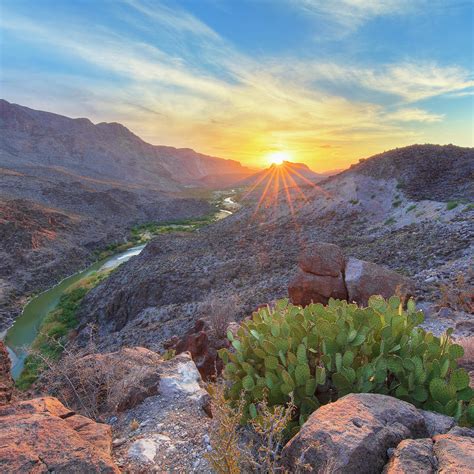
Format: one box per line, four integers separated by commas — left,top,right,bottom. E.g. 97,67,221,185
219,296,474,427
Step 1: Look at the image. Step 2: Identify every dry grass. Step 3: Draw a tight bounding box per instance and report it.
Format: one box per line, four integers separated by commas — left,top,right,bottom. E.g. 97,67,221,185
202,293,240,339
31,329,152,420
205,382,296,474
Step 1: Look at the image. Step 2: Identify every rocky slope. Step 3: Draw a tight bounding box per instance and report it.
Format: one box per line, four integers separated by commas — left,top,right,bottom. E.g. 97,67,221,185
76,144,473,352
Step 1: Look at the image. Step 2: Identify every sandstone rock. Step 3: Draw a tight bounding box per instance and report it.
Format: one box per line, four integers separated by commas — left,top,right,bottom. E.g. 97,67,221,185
383,439,436,473
0,341,13,405
419,410,456,437
433,433,474,473
0,396,119,473
298,243,345,277
345,257,415,306
281,393,427,473
288,270,348,306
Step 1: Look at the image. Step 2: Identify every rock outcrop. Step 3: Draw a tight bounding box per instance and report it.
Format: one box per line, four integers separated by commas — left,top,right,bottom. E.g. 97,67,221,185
0,397,119,473
281,393,428,473
0,341,13,405
164,319,231,380
289,243,415,307
280,393,474,473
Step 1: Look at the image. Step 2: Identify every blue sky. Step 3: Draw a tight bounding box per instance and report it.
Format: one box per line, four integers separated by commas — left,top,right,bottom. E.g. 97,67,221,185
1,0,473,170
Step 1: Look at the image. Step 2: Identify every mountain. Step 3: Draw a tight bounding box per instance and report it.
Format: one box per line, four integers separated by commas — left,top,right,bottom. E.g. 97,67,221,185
75,144,473,351
0,99,253,191
239,161,325,189
0,100,254,330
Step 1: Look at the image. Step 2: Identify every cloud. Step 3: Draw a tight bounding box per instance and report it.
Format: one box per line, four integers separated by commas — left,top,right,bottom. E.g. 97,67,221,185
385,108,444,123
287,0,421,31
1,0,471,170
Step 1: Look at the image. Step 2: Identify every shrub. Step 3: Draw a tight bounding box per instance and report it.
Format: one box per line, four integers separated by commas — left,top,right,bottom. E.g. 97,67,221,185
446,201,459,211
406,204,417,213
219,297,474,429
384,217,396,225
392,200,402,208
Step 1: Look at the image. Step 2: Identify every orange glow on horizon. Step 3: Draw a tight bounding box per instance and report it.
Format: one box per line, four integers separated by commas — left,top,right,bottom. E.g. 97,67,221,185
244,161,330,218
265,150,293,166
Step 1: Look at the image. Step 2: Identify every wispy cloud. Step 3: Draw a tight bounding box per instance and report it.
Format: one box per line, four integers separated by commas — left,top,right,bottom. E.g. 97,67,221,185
286,0,421,32
0,0,471,170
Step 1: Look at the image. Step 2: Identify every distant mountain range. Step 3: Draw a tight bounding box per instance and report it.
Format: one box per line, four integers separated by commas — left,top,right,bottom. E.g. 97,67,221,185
239,161,328,189
0,99,254,192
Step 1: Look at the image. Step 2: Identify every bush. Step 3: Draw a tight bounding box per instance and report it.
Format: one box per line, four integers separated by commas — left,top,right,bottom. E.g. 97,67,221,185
446,201,459,211
219,297,474,429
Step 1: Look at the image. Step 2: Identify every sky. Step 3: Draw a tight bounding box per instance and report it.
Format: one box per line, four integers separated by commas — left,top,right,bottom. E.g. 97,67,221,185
0,0,473,171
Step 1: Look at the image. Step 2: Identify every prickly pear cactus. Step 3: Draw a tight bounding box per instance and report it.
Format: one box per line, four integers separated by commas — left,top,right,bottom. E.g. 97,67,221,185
218,296,473,427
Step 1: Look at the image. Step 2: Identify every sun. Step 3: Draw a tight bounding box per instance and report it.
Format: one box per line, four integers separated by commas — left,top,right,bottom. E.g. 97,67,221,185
265,150,292,166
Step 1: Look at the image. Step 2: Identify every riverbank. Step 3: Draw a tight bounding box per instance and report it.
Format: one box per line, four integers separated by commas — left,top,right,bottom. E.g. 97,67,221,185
5,191,241,386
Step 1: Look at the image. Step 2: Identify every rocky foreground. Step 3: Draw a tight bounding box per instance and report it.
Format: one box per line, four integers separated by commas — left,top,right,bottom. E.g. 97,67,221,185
1,337,473,473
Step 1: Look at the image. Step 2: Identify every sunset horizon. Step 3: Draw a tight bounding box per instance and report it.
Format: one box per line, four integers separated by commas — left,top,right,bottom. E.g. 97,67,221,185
1,0,473,171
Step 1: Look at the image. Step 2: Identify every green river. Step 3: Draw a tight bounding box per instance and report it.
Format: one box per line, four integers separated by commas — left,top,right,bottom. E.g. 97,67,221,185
3,193,240,379
4,244,146,378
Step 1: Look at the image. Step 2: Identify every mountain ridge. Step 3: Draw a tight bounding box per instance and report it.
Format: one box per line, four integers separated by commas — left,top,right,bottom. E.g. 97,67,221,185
0,99,254,191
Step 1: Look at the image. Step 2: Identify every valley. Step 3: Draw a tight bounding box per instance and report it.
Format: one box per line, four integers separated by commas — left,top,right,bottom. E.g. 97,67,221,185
0,103,473,474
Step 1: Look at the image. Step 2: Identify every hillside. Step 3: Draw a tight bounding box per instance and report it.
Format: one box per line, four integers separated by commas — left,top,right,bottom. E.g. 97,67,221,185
0,99,253,191
76,144,473,351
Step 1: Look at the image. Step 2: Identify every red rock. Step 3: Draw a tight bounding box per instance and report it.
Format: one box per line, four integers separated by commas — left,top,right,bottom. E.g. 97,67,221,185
383,439,436,473
281,393,427,473
433,433,474,473
298,242,345,277
0,396,119,473
288,269,348,306
168,319,230,380
345,257,415,306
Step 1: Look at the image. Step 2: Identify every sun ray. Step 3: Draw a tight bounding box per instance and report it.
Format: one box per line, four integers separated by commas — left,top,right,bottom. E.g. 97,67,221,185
253,166,278,215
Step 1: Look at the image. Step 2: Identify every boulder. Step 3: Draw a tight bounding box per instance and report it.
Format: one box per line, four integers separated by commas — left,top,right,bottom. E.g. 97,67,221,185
157,352,210,412
298,243,345,277
433,432,474,473
281,393,427,473
0,341,13,405
382,439,436,473
0,396,119,473
345,257,415,306
288,243,415,308
288,271,348,306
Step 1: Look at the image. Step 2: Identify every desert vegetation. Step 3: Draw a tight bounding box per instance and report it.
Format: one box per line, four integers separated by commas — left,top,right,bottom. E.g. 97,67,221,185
219,297,474,431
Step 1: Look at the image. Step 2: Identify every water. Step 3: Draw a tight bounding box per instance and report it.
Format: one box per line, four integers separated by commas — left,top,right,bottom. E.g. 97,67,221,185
4,244,145,378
